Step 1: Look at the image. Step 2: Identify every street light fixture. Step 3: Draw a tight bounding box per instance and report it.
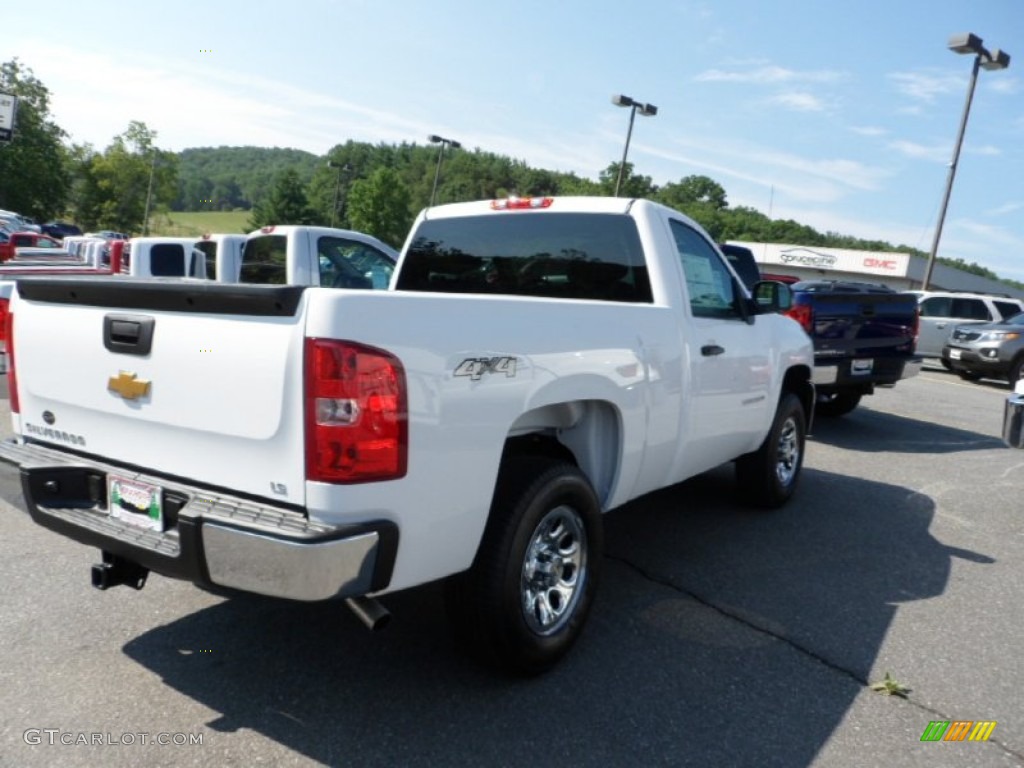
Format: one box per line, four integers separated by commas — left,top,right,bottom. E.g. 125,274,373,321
611,94,657,197
428,134,461,207
425,134,462,207
921,33,1010,290
327,160,353,227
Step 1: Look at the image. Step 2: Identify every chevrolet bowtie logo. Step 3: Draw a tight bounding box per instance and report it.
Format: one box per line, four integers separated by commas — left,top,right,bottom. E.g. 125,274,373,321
108,371,151,400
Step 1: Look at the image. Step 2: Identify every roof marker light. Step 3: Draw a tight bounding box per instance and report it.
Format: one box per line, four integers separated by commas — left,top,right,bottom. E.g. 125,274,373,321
491,197,554,211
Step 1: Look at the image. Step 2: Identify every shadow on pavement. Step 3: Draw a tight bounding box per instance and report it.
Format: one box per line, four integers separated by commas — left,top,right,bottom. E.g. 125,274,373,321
810,407,1005,453
120,465,987,767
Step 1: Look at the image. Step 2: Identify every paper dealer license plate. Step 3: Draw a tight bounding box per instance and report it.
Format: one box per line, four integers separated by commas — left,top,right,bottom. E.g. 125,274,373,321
949,349,962,360
107,475,164,532
851,359,874,375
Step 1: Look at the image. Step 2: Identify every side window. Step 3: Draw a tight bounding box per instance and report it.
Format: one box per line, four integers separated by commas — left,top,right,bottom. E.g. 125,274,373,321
994,301,1022,321
240,235,287,284
919,297,951,318
951,298,991,321
195,241,218,280
669,220,741,319
317,236,395,290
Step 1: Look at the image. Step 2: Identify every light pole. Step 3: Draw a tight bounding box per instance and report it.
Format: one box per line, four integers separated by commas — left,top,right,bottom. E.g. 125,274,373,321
611,94,657,197
921,33,1010,290
327,160,352,227
142,150,157,235
428,134,461,206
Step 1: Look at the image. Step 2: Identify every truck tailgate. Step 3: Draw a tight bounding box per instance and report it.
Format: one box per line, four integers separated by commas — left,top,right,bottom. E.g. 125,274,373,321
808,293,917,358
10,279,308,506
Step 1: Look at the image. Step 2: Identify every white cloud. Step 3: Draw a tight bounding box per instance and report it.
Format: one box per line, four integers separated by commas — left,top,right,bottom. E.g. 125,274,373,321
989,202,1024,217
888,140,947,162
968,145,1001,157
768,92,826,112
694,64,844,84
643,134,890,205
11,39,464,154
887,71,964,103
850,126,887,137
988,77,1019,95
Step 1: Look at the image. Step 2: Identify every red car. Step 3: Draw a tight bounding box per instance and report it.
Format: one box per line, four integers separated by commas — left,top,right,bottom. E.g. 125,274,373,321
0,231,63,261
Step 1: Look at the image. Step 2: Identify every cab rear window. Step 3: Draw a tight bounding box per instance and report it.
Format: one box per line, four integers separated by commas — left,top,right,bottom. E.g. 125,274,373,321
240,235,287,284
396,213,652,302
150,243,188,276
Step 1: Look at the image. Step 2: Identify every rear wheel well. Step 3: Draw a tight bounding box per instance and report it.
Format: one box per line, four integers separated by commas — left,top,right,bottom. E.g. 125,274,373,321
502,434,577,467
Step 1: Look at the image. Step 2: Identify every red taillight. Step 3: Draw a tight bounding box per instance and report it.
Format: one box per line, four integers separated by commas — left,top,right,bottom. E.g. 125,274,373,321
5,304,18,414
109,240,125,273
490,197,553,210
0,298,8,340
304,339,407,483
784,303,814,334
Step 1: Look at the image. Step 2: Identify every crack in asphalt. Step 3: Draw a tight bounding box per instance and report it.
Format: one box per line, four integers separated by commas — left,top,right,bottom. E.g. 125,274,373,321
606,551,1024,763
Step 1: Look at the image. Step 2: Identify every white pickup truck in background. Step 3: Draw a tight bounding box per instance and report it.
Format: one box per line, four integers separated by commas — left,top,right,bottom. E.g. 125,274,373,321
122,227,398,285
236,225,398,287
0,197,812,674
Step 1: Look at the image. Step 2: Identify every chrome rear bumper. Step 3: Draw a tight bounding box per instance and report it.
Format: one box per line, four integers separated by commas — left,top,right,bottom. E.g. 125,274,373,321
0,439,397,601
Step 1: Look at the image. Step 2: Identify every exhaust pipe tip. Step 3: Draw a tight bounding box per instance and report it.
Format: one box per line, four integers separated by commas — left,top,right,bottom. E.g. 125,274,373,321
346,596,391,631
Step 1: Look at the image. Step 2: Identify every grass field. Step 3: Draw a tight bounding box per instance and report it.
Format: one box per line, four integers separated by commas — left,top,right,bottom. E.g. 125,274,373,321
147,210,252,237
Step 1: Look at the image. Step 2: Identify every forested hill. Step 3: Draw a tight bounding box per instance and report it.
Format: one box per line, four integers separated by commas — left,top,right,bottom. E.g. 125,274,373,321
173,146,319,211
167,141,1007,286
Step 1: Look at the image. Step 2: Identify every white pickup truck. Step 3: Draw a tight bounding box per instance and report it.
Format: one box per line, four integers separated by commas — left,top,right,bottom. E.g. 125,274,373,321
0,197,813,673
123,227,397,285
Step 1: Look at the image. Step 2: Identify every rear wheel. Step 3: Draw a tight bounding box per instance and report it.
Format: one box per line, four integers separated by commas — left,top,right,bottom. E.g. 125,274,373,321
445,456,603,675
815,390,862,418
1009,358,1024,387
736,393,806,508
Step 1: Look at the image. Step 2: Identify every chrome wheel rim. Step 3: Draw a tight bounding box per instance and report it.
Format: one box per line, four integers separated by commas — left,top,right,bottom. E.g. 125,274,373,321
521,505,587,636
775,416,800,487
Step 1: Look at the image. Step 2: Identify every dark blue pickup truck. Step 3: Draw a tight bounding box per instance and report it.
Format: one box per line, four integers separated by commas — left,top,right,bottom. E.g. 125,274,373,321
784,280,922,416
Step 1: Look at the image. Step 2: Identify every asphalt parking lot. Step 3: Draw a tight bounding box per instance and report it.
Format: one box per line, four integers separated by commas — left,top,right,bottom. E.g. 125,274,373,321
0,366,1022,767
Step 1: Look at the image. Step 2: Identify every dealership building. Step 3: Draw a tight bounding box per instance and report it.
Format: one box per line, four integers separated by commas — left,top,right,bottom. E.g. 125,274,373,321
728,241,1024,300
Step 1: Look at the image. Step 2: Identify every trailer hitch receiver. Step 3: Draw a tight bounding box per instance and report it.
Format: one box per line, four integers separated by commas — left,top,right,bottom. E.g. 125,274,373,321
91,551,149,590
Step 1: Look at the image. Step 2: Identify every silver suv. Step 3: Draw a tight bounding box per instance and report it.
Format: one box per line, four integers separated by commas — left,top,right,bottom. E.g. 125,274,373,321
908,291,1024,360
943,312,1024,384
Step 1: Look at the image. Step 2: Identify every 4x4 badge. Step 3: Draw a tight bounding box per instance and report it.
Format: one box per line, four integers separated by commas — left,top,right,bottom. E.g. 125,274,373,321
108,371,151,400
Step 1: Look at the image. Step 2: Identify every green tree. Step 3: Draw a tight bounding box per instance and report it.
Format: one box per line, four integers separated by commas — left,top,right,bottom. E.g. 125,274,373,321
70,121,177,234
247,167,315,230
598,161,657,198
0,58,71,220
346,167,412,247
657,175,728,210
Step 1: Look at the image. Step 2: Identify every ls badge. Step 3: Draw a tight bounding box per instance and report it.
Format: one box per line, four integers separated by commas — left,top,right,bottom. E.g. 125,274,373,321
108,371,151,400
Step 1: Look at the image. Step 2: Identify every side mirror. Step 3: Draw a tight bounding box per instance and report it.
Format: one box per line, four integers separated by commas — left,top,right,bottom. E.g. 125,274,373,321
753,280,792,313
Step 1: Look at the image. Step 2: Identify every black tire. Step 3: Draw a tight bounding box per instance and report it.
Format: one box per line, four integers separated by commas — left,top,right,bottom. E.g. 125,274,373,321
1009,358,1024,387
815,390,862,418
958,370,983,382
445,456,603,675
940,358,952,371
735,393,806,508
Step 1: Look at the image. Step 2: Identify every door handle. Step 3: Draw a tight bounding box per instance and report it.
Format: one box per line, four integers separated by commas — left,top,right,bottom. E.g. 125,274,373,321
701,344,725,357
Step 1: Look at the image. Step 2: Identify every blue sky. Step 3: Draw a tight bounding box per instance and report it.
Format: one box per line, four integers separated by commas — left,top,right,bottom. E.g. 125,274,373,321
7,1,1024,279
